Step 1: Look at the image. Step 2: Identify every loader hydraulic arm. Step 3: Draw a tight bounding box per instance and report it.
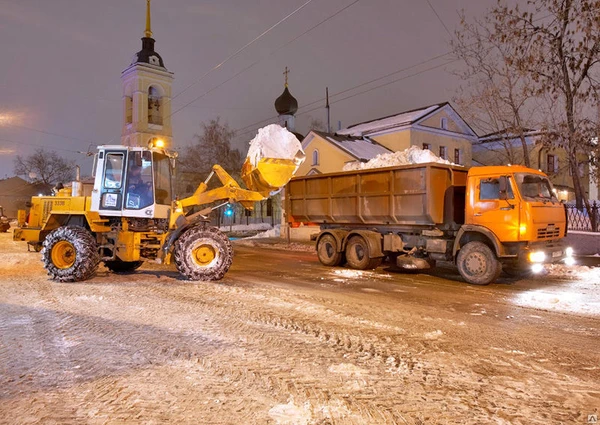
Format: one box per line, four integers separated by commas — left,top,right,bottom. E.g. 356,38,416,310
179,164,268,212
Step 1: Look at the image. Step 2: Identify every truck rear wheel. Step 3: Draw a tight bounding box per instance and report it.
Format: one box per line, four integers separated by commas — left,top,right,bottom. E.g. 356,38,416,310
345,235,382,270
42,226,99,282
104,259,143,273
456,241,501,285
174,226,233,281
317,234,344,266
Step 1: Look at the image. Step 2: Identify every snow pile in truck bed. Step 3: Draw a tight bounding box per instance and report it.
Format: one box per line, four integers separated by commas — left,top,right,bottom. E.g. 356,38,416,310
246,124,305,167
342,145,455,171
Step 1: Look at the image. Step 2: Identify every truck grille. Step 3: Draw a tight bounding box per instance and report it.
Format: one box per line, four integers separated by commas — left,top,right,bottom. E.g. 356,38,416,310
537,224,560,240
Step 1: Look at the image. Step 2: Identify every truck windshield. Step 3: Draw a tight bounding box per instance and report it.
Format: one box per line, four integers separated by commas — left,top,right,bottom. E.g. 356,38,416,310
515,173,557,201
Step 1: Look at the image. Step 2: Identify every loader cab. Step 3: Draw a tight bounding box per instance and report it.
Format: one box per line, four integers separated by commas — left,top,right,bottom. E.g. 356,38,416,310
91,145,174,219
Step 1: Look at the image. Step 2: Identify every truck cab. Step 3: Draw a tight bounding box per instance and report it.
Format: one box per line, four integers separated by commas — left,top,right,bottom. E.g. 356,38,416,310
461,165,568,275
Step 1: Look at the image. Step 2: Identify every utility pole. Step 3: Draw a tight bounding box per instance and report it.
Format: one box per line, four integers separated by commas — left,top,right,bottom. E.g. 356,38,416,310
326,87,331,133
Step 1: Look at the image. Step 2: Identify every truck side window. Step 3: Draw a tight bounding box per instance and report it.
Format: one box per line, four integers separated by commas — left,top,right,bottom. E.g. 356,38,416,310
480,178,514,200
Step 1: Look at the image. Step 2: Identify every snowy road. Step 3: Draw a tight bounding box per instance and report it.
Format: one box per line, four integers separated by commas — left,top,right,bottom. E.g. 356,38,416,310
0,232,599,424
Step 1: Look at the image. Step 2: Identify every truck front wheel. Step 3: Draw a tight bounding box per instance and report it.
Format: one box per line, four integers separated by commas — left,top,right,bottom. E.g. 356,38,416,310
317,234,344,266
42,226,100,282
345,235,382,270
456,241,501,285
174,226,233,281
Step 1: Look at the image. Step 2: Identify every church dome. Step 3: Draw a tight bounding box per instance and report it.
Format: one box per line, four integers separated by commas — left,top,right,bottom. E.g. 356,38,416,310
131,37,166,68
274,86,298,116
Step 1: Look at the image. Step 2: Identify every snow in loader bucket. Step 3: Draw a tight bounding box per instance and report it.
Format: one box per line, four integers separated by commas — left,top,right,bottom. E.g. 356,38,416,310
242,124,305,194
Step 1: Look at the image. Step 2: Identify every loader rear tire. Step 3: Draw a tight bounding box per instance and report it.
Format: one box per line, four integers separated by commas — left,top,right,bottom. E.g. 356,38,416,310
174,226,233,281
345,235,383,270
456,241,501,285
317,234,345,267
42,226,99,282
104,259,143,273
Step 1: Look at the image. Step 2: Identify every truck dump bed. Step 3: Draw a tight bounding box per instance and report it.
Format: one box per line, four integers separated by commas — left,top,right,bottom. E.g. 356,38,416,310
286,163,468,227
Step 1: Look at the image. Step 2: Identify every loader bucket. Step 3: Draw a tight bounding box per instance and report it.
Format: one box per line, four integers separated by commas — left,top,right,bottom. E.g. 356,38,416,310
241,157,299,194
242,124,306,194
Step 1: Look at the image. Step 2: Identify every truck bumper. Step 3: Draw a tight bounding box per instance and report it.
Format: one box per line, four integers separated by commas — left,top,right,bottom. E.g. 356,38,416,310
513,240,575,271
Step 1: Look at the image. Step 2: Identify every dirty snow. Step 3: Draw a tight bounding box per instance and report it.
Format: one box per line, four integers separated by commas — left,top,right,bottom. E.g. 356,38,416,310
246,124,305,168
343,145,456,171
268,400,312,425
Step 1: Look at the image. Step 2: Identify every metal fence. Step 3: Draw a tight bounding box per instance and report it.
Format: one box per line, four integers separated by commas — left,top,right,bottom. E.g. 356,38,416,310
566,201,600,232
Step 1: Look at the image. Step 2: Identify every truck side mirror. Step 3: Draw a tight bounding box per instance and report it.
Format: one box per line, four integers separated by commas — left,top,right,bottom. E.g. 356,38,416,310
498,176,508,200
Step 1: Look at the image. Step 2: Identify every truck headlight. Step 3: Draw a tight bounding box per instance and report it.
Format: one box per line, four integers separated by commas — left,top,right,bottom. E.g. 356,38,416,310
531,263,544,273
528,251,546,263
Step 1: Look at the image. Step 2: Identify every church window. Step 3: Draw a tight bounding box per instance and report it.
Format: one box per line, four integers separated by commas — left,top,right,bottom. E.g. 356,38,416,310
441,118,448,130
125,96,133,124
312,149,319,166
148,86,162,125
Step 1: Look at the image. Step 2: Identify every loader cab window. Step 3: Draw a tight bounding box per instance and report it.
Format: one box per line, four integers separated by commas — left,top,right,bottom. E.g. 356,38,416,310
104,154,124,189
125,151,154,210
101,152,126,210
479,177,514,200
153,152,172,205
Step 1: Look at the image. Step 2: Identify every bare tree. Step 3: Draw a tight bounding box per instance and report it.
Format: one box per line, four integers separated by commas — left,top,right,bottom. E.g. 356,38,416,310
178,118,243,194
13,148,75,185
452,9,539,167
492,0,600,210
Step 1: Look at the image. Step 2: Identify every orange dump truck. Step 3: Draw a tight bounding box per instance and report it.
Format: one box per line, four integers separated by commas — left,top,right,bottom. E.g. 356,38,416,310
286,163,572,285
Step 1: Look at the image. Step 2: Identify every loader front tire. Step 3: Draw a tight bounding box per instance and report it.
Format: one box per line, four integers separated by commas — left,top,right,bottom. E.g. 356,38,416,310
174,226,233,281
42,226,99,282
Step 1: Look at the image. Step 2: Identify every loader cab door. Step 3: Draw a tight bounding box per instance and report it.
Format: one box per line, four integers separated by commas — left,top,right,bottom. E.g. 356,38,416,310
124,151,154,211
99,151,127,211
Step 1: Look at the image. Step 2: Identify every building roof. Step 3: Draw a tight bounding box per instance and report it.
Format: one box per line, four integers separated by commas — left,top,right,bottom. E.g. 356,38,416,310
477,128,543,143
306,131,392,161
337,103,447,137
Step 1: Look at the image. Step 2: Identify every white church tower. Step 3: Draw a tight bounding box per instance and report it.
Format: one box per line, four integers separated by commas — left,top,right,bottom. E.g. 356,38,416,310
121,0,174,147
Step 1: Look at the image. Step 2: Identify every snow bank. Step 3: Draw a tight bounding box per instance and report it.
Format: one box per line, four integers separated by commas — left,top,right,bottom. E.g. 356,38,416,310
246,124,305,168
343,145,455,171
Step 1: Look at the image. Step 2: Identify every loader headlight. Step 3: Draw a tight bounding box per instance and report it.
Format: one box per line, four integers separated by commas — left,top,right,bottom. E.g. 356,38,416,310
565,247,574,257
528,251,546,263
148,138,165,149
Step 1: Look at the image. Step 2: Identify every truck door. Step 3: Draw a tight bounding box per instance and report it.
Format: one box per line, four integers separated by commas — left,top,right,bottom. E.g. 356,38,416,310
470,176,520,242
99,151,126,211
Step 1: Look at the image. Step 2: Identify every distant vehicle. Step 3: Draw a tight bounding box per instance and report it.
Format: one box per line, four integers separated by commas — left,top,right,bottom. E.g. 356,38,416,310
0,206,9,232
286,163,573,285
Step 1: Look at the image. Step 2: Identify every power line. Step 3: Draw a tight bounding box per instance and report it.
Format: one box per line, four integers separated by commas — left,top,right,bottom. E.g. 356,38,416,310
425,0,453,40
171,0,315,103
170,0,361,118
0,138,89,155
232,49,456,139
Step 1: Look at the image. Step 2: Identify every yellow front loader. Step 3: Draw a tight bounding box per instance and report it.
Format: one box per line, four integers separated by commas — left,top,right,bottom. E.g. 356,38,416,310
13,125,305,282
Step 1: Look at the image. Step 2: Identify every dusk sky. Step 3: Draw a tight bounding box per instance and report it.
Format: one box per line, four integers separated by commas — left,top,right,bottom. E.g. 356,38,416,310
0,0,496,178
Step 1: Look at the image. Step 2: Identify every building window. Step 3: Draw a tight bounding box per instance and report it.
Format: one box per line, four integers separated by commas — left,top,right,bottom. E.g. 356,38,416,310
454,148,461,165
547,154,558,173
569,162,584,177
441,118,448,130
312,149,319,166
125,96,133,124
422,143,431,151
148,86,162,125
439,146,447,160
